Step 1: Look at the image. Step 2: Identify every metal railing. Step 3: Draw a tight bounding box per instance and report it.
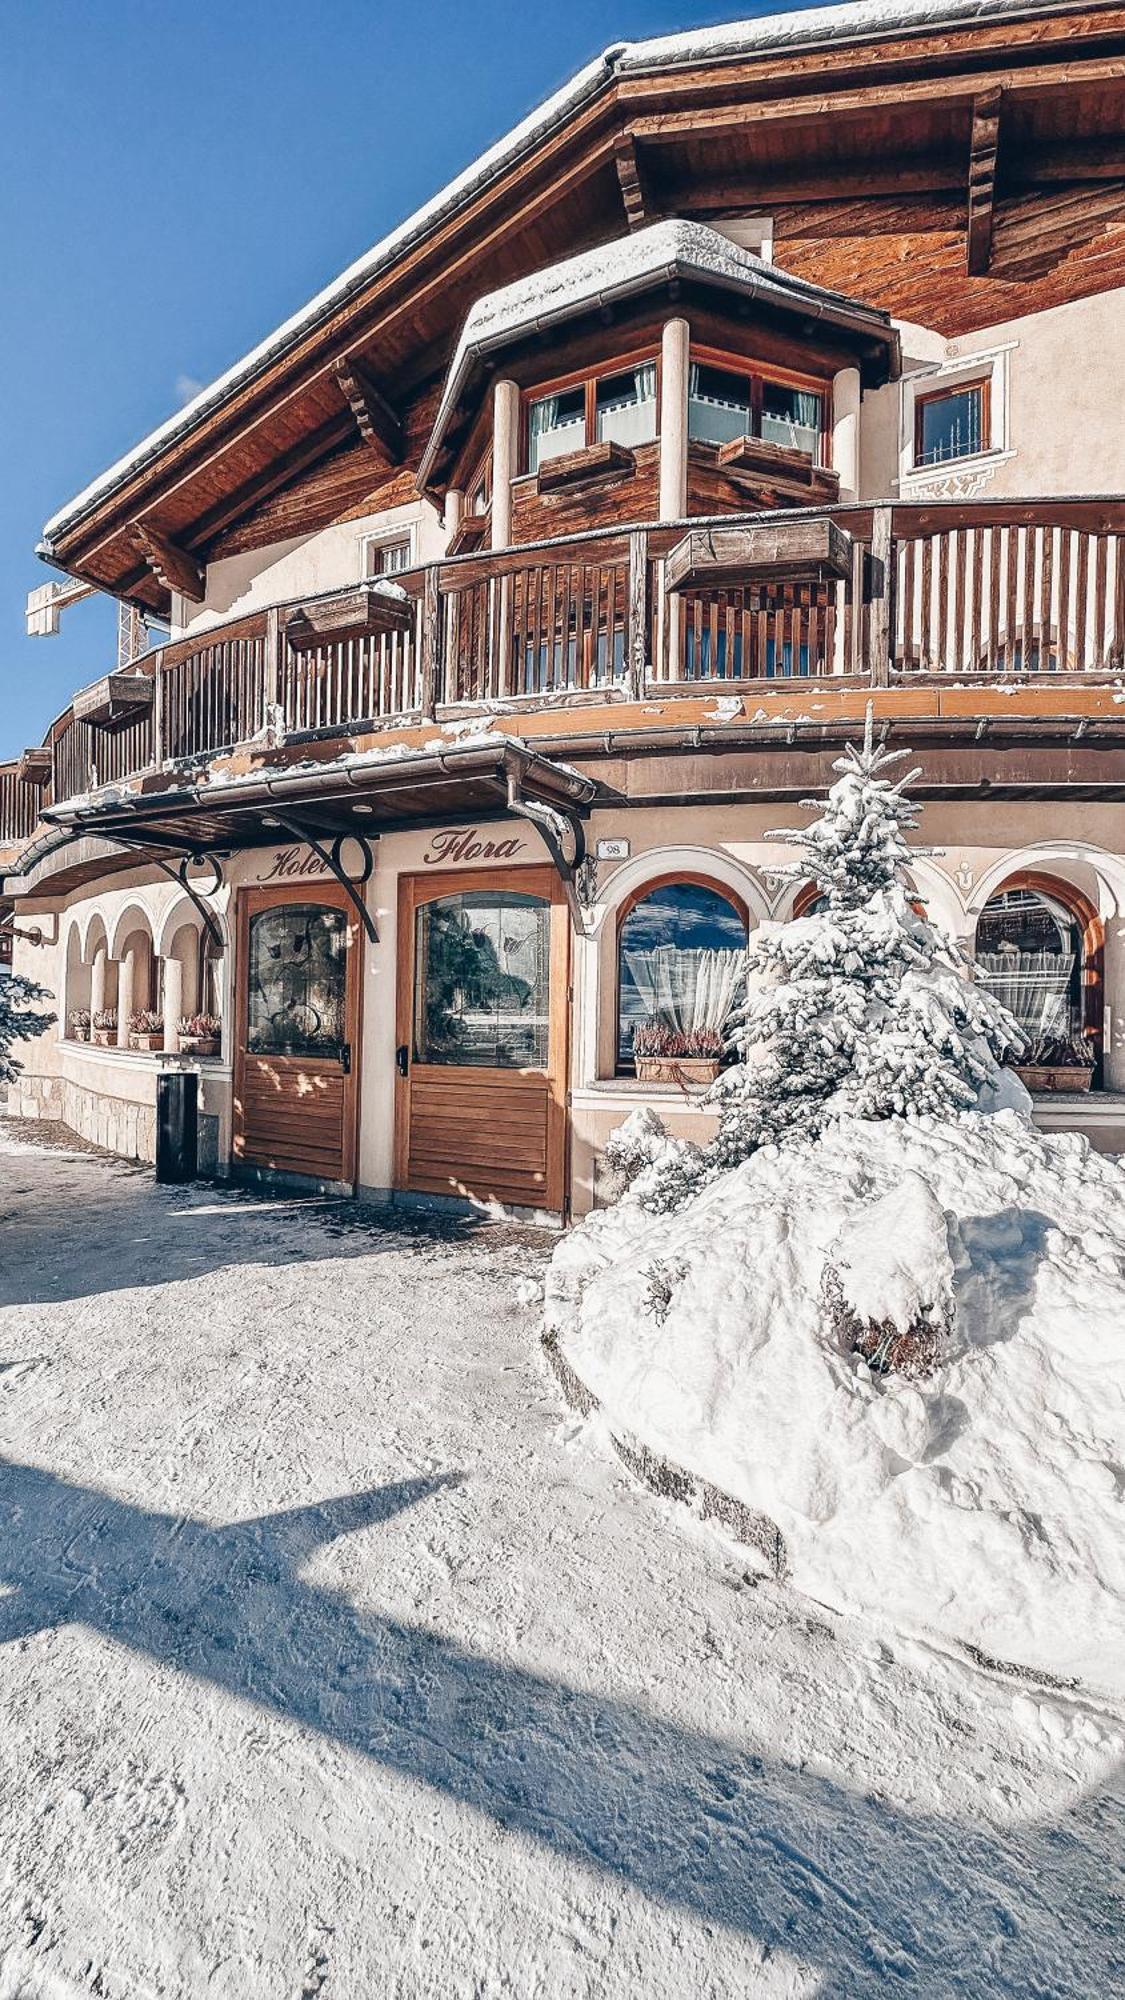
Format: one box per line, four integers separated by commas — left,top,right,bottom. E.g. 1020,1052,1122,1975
3,498,1123,851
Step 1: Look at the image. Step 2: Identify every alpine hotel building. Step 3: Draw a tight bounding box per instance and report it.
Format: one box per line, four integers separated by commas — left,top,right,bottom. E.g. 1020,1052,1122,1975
3,0,1125,1216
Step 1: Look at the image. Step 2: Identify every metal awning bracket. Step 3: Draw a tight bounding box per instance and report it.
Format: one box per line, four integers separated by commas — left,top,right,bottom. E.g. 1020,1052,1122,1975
270,813,379,943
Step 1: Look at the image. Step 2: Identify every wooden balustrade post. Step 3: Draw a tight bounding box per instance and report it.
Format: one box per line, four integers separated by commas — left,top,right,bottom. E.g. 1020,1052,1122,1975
420,566,442,715
868,504,894,686
627,530,649,699
264,606,282,727
152,649,166,766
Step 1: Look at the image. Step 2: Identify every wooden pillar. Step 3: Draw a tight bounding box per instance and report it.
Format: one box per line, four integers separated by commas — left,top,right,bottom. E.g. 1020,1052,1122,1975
869,504,895,687
162,955,183,1054
491,379,519,695
659,317,690,682
491,380,519,551
832,367,862,504
659,317,690,522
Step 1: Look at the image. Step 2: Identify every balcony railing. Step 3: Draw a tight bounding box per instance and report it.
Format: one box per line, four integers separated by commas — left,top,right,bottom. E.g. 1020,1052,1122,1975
3,498,1123,852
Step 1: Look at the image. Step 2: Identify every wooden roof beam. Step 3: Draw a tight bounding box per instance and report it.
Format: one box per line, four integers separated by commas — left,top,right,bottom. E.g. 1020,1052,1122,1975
335,356,403,464
967,88,1003,275
614,131,655,231
130,525,206,602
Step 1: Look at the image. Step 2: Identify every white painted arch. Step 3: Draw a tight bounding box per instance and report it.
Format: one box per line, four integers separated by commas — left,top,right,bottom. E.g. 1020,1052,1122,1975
588,844,774,936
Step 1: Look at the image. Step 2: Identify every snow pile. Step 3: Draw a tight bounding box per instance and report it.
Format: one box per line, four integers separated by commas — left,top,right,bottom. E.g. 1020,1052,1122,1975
547,1110,1125,1693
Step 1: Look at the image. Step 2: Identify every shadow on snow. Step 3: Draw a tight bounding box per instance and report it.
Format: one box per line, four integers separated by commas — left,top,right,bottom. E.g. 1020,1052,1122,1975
0,1456,1120,1994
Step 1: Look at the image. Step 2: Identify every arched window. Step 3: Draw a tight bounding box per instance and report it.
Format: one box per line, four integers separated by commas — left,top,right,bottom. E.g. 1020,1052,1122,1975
975,883,1097,1061
617,879,748,1070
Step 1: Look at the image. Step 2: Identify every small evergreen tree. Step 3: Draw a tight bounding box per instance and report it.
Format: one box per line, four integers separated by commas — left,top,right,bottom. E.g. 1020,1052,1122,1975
0,968,54,1085
635,708,1023,1210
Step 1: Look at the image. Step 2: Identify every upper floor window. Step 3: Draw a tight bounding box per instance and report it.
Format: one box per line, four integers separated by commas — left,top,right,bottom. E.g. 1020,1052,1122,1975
467,455,492,518
688,356,823,460
527,360,657,473
914,379,988,468
364,533,412,579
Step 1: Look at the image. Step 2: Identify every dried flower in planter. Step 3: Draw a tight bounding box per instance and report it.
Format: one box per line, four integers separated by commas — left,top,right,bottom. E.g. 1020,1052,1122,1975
68,1009,92,1040
178,1013,222,1039
1017,1033,1094,1070
92,1010,117,1030
130,1010,164,1033
632,1022,726,1060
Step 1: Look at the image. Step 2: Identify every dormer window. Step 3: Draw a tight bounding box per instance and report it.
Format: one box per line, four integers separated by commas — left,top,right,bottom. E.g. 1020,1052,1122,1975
688,352,825,462
526,359,657,472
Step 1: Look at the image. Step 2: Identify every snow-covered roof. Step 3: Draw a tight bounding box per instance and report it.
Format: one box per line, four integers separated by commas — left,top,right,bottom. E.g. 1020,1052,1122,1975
419,218,898,485
40,0,1083,553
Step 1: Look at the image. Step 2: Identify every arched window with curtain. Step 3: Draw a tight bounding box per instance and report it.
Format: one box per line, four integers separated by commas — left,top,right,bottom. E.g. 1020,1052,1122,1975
974,882,1100,1076
617,879,749,1070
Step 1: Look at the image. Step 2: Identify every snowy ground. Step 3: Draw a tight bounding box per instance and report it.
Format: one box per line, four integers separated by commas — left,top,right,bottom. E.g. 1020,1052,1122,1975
0,1126,1122,1998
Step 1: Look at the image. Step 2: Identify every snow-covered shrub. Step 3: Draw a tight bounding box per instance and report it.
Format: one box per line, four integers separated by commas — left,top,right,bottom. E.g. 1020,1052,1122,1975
642,707,1022,1208
602,1106,705,1211
823,1173,954,1379
0,969,54,1083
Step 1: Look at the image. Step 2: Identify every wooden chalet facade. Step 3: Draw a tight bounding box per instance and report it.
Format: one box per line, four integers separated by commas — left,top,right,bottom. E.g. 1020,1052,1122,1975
4,0,1125,1211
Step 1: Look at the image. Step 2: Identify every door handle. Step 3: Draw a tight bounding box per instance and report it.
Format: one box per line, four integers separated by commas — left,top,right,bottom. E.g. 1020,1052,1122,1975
340,1043,352,1075
396,1043,409,1078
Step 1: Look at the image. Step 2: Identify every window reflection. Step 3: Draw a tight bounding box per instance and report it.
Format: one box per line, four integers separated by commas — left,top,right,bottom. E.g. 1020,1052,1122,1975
247,905,346,1057
415,891,550,1069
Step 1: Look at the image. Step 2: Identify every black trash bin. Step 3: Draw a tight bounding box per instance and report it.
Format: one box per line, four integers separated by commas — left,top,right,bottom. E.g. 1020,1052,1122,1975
156,1070,198,1184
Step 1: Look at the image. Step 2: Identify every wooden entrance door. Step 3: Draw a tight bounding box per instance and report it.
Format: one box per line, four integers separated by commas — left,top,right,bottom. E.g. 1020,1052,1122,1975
233,883,362,1187
395,867,569,1214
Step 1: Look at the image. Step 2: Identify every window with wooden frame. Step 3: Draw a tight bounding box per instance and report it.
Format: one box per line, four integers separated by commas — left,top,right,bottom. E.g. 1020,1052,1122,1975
687,346,827,462
616,876,749,1073
466,452,492,520
913,378,990,469
525,353,659,474
363,532,413,580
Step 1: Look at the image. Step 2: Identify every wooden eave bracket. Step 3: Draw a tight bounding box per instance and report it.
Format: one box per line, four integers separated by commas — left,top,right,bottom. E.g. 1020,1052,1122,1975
615,131,655,232
130,524,206,603
335,355,403,465
967,88,1003,276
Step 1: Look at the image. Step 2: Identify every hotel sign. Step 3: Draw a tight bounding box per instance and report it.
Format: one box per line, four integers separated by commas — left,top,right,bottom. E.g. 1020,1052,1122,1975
257,845,332,882
422,827,527,865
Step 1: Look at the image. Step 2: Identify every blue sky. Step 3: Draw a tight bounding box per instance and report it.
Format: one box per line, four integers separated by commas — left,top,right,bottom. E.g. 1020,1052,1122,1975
0,0,794,758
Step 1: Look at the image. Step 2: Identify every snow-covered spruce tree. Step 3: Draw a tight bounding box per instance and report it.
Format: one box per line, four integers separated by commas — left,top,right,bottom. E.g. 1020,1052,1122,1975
635,707,1023,1211
0,969,54,1085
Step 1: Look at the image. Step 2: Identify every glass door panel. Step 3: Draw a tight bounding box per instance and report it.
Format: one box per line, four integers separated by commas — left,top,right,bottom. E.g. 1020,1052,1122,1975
413,890,550,1069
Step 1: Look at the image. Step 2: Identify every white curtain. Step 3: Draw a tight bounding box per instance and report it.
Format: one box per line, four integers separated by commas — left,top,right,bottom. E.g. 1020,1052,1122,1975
976,948,1075,1036
529,394,584,469
625,945,747,1038
597,364,657,448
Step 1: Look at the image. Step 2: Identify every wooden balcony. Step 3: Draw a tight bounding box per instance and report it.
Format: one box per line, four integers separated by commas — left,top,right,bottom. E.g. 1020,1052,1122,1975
4,497,1125,852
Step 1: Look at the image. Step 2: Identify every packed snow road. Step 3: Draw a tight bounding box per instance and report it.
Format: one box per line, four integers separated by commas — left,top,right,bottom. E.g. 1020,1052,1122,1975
0,1127,1121,1999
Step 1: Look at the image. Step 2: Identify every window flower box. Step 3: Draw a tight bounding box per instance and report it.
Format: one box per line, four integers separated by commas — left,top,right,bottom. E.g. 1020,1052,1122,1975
635,1055,721,1087
1013,1034,1095,1094
179,1014,221,1058
92,1011,117,1047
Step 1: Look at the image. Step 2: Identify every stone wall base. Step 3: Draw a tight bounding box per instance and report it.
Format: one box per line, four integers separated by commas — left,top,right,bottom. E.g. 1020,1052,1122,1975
8,1073,156,1164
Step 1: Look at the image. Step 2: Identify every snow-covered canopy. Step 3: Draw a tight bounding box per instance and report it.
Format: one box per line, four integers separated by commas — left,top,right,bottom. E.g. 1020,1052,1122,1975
419,219,899,487
40,0,1060,551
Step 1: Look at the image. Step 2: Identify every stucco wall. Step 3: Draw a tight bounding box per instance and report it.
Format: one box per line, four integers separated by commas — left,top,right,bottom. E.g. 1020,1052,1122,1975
174,496,449,636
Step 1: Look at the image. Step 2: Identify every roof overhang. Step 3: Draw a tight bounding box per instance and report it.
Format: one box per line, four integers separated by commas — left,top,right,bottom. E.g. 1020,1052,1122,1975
37,0,1106,597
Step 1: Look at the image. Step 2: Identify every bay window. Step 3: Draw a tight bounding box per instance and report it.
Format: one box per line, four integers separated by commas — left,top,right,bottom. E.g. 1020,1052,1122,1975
527,360,657,472
688,353,825,460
